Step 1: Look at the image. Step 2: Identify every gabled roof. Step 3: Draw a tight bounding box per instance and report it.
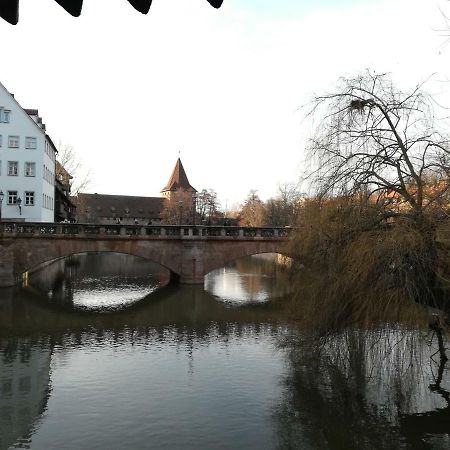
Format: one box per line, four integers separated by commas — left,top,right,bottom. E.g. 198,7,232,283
161,158,197,193
1,0,223,25
0,82,55,149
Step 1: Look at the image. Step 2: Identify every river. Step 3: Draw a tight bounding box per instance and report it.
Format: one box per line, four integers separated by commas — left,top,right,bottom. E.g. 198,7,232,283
0,253,449,449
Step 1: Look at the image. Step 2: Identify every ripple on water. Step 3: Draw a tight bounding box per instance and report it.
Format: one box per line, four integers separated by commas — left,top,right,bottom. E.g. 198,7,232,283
4,328,287,450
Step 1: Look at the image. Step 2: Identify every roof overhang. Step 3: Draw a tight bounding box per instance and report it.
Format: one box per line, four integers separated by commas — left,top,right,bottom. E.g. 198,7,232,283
1,0,223,25
45,134,59,154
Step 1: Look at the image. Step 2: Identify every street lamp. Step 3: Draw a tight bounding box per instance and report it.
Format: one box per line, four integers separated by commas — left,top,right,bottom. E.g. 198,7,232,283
17,196,22,215
0,190,4,221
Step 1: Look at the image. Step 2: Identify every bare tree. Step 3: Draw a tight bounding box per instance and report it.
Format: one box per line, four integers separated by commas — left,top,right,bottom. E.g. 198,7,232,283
306,72,450,242
239,190,266,227
284,71,450,319
265,183,301,227
195,189,220,225
56,142,91,195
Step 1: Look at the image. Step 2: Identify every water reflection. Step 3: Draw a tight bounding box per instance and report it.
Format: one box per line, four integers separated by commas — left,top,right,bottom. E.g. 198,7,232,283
25,252,291,311
0,254,292,449
276,327,450,449
0,338,52,450
205,254,292,304
26,253,170,311
1,254,450,449
0,283,282,338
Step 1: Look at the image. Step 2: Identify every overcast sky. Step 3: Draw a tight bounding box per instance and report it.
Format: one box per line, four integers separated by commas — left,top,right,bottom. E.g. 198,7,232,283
1,0,449,208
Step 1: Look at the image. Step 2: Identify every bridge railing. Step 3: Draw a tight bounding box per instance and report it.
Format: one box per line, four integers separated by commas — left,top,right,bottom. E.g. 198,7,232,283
0,222,293,240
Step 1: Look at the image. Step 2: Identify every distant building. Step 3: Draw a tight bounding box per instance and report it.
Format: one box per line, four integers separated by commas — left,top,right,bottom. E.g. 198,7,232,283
55,161,76,222
74,157,197,225
0,82,57,222
74,193,164,225
161,158,197,200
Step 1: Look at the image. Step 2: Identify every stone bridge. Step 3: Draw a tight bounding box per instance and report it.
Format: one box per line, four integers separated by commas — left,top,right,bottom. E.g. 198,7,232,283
0,222,292,287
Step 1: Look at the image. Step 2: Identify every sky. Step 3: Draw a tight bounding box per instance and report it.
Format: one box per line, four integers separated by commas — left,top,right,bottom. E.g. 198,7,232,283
1,0,449,209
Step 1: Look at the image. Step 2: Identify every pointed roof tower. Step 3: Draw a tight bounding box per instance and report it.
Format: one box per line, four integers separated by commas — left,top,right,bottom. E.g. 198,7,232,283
161,158,197,196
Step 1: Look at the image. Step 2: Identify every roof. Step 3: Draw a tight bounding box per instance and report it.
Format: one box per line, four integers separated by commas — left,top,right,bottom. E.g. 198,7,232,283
1,0,223,25
56,161,73,191
75,193,165,218
0,82,52,136
45,133,58,154
56,161,73,180
161,158,197,193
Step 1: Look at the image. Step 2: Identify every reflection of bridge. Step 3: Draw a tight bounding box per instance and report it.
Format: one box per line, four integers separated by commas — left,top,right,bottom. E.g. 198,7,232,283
0,222,292,287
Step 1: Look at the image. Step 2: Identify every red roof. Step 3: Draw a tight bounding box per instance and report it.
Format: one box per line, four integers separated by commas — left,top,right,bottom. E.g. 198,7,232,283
161,158,197,193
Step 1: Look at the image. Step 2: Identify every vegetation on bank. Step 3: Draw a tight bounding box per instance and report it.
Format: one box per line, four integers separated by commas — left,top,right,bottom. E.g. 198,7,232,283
284,72,450,335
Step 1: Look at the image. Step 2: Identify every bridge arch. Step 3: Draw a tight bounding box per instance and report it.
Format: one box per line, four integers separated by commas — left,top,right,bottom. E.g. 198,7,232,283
0,223,292,287
201,245,293,279
25,250,176,282
1,237,185,286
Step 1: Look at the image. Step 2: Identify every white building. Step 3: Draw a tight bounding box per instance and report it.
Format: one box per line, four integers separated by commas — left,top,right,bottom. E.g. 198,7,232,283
0,82,56,222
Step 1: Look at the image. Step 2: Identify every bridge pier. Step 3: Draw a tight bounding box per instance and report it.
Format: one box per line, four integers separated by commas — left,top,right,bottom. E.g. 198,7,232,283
179,242,205,284
0,245,17,287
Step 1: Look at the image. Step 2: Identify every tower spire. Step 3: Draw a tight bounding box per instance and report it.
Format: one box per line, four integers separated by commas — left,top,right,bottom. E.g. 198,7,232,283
161,157,197,199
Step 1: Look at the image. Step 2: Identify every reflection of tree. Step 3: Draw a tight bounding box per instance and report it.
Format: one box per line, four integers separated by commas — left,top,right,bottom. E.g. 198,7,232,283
400,331,450,446
276,327,450,449
234,255,293,300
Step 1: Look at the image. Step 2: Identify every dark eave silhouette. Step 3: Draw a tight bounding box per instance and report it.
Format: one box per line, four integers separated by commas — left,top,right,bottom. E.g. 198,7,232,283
1,0,224,25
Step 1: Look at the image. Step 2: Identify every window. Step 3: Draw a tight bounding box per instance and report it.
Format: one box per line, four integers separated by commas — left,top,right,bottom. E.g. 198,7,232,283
25,137,37,149
8,136,19,148
0,108,10,123
43,194,53,210
25,162,35,177
7,161,18,176
25,192,34,206
7,191,18,205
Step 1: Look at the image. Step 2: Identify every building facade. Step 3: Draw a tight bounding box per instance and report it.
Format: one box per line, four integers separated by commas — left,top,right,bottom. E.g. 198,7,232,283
55,161,76,222
0,82,57,222
74,193,164,225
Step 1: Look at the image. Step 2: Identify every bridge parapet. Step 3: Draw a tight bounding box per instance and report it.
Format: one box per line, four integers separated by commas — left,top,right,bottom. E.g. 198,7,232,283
0,222,292,240
0,222,293,288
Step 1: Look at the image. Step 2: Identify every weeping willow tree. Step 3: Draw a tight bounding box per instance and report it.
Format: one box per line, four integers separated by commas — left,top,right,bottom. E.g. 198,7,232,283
288,72,450,332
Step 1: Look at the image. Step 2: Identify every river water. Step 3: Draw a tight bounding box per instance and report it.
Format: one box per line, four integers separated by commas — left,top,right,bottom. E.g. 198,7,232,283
0,253,449,449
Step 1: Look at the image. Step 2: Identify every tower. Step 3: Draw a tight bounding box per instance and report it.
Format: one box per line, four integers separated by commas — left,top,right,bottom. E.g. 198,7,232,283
161,158,197,200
